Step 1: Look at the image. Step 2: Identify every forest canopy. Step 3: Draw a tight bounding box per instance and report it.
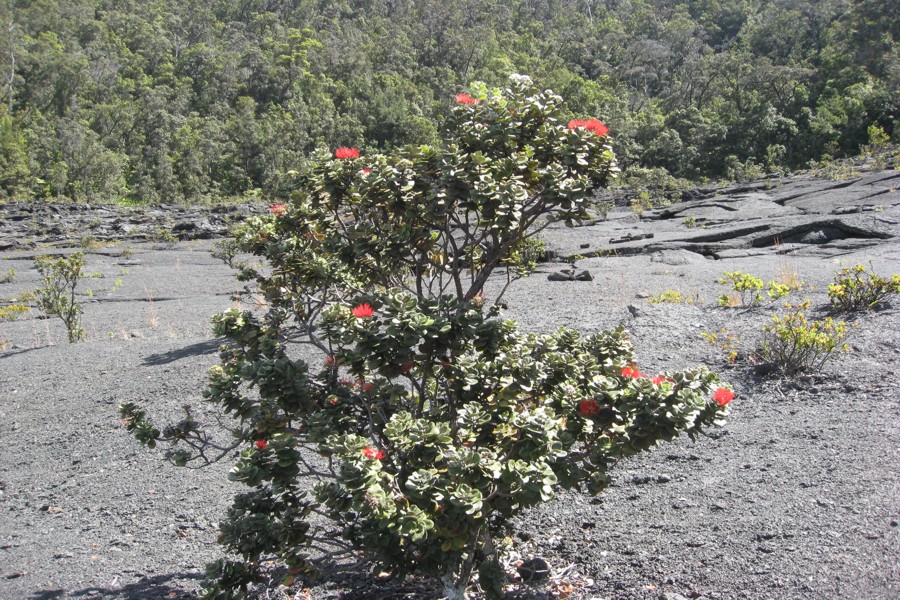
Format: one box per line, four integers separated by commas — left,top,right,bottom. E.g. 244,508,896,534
1,0,897,204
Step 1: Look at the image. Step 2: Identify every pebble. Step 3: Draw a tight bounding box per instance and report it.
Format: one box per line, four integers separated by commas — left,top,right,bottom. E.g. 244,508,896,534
517,557,551,581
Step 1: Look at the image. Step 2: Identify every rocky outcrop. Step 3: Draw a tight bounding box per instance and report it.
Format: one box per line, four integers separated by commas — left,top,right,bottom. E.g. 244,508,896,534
551,169,899,260
0,202,264,251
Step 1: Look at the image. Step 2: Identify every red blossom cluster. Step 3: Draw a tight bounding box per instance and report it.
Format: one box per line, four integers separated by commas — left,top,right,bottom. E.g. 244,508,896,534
567,118,609,136
351,303,374,318
455,93,479,105
363,447,386,460
268,203,286,216
334,146,360,160
621,367,672,386
620,366,732,405
255,439,267,450
713,387,735,407
578,399,601,417
621,365,646,379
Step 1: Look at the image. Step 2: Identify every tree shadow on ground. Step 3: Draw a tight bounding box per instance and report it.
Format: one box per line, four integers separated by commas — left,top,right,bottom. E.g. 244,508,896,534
143,338,223,366
294,563,554,599
28,571,203,599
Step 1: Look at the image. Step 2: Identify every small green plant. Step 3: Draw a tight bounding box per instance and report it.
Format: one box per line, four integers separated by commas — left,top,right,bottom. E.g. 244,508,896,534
630,192,654,214
718,271,764,306
766,280,791,300
113,278,124,290
79,235,105,251
211,236,243,268
151,226,177,248
865,124,889,151
0,269,14,283
683,216,697,228
811,154,860,181
648,290,698,304
700,328,741,362
828,264,900,311
15,290,37,303
593,199,613,220
34,252,86,343
120,247,134,260
757,300,850,374
0,303,30,320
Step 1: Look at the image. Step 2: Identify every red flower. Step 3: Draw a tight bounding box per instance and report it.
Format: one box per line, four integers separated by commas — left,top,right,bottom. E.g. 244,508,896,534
324,355,338,367
268,203,286,216
713,387,735,407
361,168,371,174
567,118,609,137
255,439,267,450
651,375,671,386
621,366,645,379
455,93,479,105
352,303,374,318
335,147,360,160
363,447,385,460
579,399,600,417
359,381,374,393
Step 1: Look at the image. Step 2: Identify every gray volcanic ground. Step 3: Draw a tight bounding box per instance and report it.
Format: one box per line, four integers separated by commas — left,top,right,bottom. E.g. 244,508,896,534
1,169,899,599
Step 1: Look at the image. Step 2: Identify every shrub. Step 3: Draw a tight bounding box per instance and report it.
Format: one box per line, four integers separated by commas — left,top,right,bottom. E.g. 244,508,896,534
34,252,85,343
79,234,105,251
593,198,614,220
757,301,850,374
630,191,654,214
648,290,699,304
210,236,243,268
828,264,900,311
717,271,763,306
700,328,741,363
718,272,797,306
151,226,177,247
0,303,30,320
120,77,731,599
0,268,13,283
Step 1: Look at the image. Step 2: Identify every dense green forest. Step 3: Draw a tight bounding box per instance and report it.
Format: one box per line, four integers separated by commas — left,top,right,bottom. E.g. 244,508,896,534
0,0,896,203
